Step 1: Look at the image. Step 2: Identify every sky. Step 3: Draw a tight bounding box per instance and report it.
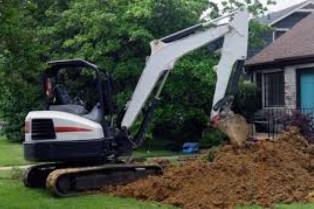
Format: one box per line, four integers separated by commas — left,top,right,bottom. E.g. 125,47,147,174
210,0,307,12
262,0,306,12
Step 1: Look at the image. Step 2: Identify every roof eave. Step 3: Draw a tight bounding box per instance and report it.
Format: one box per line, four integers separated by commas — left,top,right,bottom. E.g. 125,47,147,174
245,54,314,71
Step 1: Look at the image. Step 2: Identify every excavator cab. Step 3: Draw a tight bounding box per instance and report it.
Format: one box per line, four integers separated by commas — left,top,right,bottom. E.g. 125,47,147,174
43,59,112,122
24,59,117,163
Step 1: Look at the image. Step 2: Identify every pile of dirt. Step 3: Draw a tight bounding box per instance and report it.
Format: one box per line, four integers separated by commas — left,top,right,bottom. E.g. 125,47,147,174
107,127,314,209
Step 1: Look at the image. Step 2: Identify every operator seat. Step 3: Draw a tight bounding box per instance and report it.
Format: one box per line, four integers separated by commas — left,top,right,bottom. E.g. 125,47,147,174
50,84,102,122
49,84,88,115
82,103,102,123
55,84,72,104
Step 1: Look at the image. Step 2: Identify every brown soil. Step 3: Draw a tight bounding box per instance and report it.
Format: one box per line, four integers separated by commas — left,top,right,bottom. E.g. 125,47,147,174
107,127,314,209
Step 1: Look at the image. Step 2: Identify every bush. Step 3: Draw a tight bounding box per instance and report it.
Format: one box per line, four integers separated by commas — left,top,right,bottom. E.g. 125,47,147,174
233,81,258,119
150,51,218,147
207,146,220,162
280,110,314,143
152,106,209,147
199,128,227,148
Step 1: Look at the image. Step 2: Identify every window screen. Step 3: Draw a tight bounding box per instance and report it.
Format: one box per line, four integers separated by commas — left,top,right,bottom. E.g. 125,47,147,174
264,71,285,107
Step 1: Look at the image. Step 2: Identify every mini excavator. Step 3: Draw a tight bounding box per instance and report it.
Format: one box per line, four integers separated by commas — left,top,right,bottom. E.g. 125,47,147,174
23,8,250,196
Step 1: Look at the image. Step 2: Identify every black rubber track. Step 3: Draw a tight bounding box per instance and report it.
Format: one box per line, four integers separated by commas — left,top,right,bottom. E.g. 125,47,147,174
46,164,163,197
23,163,62,188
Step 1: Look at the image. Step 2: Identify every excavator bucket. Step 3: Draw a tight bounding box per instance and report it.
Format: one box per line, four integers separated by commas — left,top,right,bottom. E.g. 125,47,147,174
216,113,251,147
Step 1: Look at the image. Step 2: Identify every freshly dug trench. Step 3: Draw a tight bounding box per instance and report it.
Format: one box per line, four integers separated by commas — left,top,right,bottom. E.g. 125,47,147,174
107,127,314,209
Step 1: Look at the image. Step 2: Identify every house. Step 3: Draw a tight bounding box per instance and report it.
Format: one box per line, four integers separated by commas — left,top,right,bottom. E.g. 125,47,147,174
248,0,314,58
246,1,314,114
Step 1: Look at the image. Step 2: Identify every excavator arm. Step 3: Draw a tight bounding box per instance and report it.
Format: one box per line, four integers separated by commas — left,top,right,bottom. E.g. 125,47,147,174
120,8,249,146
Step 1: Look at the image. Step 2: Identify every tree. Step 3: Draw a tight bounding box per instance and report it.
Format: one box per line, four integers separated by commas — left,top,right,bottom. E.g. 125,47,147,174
36,0,212,144
0,0,272,143
0,0,45,141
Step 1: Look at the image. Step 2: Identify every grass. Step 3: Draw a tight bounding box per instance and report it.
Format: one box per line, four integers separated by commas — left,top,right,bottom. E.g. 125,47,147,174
275,204,314,209
0,170,176,209
0,136,179,167
0,137,28,166
133,149,179,159
238,204,314,209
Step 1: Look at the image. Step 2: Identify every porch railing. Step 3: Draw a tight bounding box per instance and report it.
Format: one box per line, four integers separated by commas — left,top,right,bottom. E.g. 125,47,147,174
251,108,314,139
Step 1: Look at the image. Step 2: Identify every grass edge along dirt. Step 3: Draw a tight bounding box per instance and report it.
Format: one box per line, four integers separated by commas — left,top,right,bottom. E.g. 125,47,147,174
0,170,313,209
0,170,177,209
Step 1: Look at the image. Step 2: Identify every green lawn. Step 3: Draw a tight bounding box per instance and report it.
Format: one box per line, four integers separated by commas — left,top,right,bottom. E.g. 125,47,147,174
133,149,179,159
238,204,314,209
0,136,179,167
0,137,28,166
0,170,176,209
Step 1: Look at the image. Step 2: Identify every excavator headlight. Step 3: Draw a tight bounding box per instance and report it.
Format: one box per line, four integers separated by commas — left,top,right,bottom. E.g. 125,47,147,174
24,121,31,134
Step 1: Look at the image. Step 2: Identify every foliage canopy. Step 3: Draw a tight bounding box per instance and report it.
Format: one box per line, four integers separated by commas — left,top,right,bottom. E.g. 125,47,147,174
0,0,270,144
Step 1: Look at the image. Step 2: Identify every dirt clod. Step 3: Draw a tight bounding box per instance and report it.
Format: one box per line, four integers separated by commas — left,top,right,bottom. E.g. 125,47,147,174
108,127,314,209
306,191,314,203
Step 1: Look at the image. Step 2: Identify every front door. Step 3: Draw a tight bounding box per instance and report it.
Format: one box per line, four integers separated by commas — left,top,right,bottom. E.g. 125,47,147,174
300,71,314,111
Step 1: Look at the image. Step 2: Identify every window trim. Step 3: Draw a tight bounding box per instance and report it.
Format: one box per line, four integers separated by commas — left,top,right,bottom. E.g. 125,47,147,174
272,28,289,42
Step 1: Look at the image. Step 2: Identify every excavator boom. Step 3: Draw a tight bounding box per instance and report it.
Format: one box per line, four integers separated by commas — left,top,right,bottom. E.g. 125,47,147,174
121,8,249,129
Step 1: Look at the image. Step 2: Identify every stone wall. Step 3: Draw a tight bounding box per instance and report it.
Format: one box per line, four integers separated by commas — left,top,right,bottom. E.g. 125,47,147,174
284,66,297,109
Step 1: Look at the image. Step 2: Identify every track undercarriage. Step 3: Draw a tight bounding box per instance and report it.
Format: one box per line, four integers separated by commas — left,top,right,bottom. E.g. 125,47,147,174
23,162,162,197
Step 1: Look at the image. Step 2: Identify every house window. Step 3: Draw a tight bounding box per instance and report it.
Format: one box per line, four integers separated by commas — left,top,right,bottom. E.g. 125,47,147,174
272,29,289,42
273,31,286,40
264,71,285,107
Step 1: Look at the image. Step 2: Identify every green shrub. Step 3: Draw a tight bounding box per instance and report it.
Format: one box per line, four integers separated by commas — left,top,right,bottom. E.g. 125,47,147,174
233,81,258,119
199,128,227,148
153,106,209,147
207,146,221,162
149,51,218,148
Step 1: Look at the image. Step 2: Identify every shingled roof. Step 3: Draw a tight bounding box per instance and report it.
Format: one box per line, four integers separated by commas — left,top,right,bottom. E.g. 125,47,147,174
246,12,314,69
257,1,308,25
